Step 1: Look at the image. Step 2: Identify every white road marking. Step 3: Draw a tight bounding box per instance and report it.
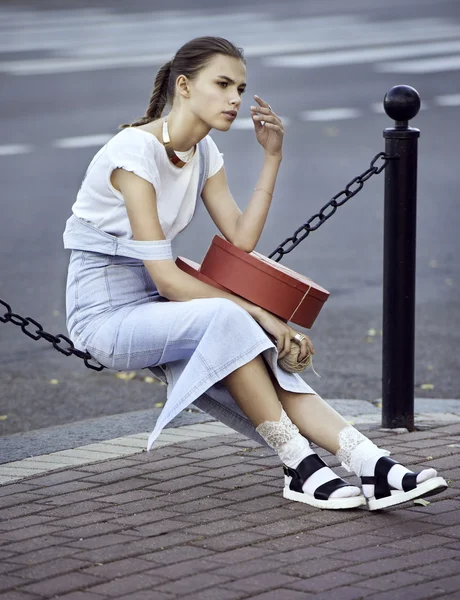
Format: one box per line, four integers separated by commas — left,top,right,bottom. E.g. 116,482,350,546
376,55,460,74
265,40,460,69
300,108,362,121
52,134,112,149
434,93,460,106
230,117,290,130
0,144,33,155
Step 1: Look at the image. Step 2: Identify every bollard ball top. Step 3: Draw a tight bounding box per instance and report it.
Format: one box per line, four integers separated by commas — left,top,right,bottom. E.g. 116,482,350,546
384,85,421,122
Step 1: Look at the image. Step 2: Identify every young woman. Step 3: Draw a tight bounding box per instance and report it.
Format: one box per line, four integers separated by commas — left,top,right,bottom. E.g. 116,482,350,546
63,36,447,511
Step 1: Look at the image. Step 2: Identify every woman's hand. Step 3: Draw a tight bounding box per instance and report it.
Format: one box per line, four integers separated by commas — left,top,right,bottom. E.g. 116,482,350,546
253,308,315,361
251,95,284,158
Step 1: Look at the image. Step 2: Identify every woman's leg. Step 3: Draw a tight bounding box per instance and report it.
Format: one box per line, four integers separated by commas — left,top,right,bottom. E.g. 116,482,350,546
224,355,447,510
223,355,365,509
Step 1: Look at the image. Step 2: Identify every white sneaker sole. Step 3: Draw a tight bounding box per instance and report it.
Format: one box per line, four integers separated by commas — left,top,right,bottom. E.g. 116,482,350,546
283,486,367,510
367,476,448,511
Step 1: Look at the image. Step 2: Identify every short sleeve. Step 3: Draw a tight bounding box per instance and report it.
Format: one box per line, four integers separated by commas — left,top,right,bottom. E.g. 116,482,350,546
106,129,161,196
206,135,224,179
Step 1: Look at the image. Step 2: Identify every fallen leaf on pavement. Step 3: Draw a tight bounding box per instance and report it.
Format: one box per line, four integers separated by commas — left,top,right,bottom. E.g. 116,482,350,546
50,379,59,385
413,499,431,506
420,383,434,390
0,415,7,421
116,371,136,381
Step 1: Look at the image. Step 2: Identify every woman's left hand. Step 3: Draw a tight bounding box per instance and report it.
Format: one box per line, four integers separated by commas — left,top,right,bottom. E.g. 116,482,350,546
251,95,284,158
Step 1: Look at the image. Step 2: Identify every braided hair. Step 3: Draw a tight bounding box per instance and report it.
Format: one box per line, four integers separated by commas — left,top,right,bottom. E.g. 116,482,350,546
119,37,245,129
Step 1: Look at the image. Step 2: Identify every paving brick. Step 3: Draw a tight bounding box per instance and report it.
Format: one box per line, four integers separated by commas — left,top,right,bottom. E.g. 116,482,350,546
0,493,48,510
24,470,93,487
165,496,229,512
115,592,173,600
21,572,102,596
0,483,38,497
181,588,247,600
354,570,427,591
109,508,183,528
207,546,274,564
224,572,300,594
0,514,55,531
238,506,302,524
409,558,460,578
154,572,232,595
408,498,460,515
157,485,221,504
224,495,286,513
1,535,78,558
210,558,281,579
0,503,52,520
30,480,99,497
173,508,239,524
147,556,221,579
81,556,155,579
212,485,278,503
249,518,323,538
1,523,64,542
206,473,274,490
0,592,44,600
64,532,140,550
42,593,108,600
346,547,460,576
181,446,240,460
263,546,335,564
0,574,27,592
339,545,404,563
34,500,108,518
123,518,187,537
48,510,117,529
139,464,206,481
91,490,158,504
242,590,314,600
72,532,197,562
183,517,250,537
10,557,93,582
279,557,351,578
190,529,268,551
254,533,332,553
142,544,214,565
310,587,371,600
86,572,164,596
145,474,215,493
56,521,126,539
287,570,364,593
417,510,460,526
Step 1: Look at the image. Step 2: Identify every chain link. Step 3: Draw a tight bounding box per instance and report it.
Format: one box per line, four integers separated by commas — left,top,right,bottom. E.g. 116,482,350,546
0,150,397,369
0,299,105,371
268,152,397,261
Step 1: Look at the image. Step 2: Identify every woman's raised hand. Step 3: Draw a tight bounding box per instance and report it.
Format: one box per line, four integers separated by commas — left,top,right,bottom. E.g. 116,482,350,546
251,95,284,158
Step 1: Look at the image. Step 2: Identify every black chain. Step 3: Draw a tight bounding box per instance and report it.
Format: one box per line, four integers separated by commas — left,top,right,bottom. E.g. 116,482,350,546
0,150,397,369
268,152,396,262
0,299,105,371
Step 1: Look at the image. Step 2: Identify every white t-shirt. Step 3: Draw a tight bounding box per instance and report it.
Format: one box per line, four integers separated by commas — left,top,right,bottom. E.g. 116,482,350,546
71,127,224,240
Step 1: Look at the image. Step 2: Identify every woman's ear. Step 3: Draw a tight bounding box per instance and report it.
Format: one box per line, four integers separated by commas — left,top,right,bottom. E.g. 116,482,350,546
176,75,191,98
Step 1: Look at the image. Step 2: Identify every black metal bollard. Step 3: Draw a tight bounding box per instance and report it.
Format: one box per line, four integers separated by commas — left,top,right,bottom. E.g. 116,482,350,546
381,85,421,430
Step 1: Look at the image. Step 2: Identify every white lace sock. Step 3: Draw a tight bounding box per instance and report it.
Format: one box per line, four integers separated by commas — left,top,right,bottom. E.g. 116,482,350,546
256,409,361,499
336,426,438,498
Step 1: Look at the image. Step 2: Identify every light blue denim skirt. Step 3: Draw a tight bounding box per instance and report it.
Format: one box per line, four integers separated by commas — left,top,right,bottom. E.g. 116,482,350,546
65,249,317,450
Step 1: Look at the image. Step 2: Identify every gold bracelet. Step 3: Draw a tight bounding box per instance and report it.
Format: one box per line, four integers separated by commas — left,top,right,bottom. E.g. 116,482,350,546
253,187,274,197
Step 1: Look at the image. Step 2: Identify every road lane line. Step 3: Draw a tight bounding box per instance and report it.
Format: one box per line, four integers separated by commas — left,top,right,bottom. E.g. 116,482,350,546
264,40,460,69
0,144,33,156
377,55,460,73
434,93,460,106
53,135,112,149
300,108,362,121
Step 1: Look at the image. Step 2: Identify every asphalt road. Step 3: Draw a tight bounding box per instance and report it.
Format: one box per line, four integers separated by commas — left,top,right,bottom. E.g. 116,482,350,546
0,0,459,438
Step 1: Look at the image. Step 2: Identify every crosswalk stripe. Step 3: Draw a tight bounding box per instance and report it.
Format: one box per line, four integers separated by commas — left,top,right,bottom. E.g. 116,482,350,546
376,55,460,74
434,93,460,106
264,40,460,69
53,135,112,149
300,108,362,121
0,144,32,156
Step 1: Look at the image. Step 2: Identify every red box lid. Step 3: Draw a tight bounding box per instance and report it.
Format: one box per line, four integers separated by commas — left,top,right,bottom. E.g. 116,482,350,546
205,236,329,301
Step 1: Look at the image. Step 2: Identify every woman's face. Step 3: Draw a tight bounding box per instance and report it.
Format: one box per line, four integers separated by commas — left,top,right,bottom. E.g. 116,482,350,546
187,54,247,131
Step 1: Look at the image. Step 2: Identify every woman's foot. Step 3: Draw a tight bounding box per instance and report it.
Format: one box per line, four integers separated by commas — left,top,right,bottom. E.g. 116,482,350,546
283,453,366,510
361,456,448,511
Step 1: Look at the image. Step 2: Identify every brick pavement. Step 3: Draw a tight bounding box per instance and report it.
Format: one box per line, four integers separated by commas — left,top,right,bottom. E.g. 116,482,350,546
1,423,460,599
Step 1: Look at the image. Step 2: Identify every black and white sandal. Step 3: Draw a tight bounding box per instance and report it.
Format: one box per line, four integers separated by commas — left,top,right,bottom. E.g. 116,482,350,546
283,454,367,510
362,456,448,511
